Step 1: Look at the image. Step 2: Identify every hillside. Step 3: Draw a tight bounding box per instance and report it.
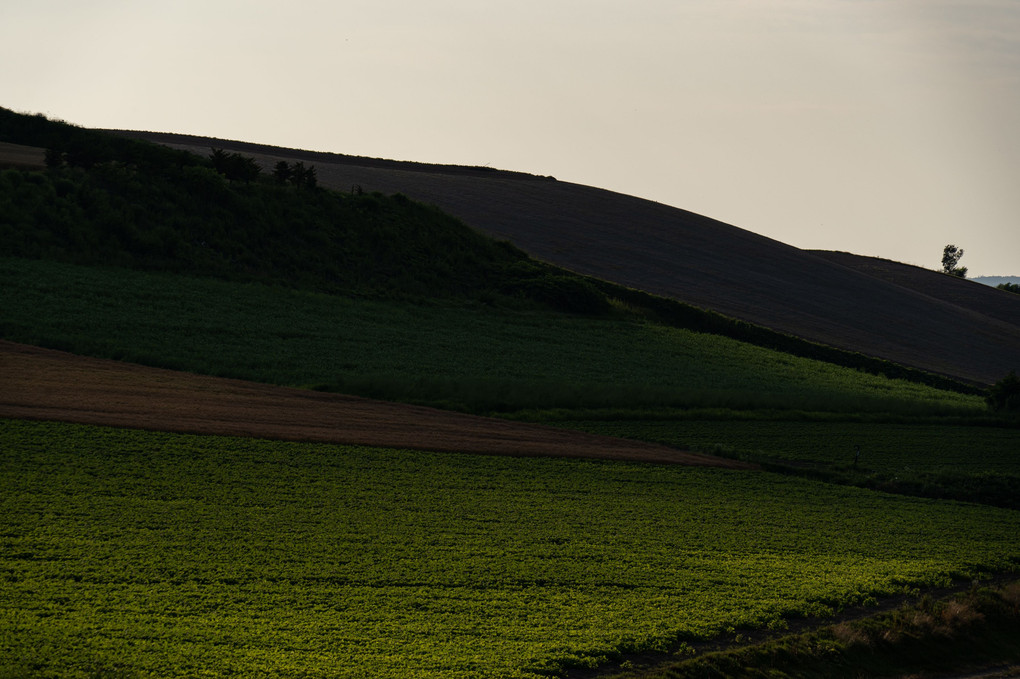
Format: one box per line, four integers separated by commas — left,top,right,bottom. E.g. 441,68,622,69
975,276,1020,288
0,110,612,313
119,131,1020,386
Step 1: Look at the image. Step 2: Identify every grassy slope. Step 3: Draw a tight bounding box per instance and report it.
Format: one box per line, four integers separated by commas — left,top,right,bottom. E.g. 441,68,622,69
0,107,610,313
0,150,579,306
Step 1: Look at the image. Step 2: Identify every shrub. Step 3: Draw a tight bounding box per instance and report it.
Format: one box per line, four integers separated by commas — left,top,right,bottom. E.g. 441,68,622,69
986,370,1020,414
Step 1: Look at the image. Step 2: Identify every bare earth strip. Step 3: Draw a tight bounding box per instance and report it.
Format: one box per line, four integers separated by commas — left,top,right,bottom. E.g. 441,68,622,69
0,341,750,468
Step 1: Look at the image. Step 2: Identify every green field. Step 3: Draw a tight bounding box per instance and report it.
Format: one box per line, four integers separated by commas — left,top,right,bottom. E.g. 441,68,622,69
3,420,1019,678
0,257,983,417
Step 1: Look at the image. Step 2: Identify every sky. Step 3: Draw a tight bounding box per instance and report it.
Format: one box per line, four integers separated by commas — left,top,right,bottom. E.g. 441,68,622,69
3,1,1018,276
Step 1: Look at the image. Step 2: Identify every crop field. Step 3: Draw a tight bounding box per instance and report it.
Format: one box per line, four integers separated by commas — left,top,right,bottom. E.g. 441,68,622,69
0,257,983,416
2,419,1019,678
550,418,1020,476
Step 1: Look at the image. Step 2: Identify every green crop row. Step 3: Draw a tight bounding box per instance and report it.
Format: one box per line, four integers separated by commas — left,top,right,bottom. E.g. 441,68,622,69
3,420,1019,677
0,257,984,418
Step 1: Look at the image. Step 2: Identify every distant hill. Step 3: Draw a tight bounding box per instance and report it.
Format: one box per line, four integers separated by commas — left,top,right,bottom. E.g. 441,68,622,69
115,131,1020,386
974,276,1020,287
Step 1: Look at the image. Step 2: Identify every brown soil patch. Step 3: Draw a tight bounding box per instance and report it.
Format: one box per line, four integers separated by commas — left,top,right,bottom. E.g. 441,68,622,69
0,340,751,468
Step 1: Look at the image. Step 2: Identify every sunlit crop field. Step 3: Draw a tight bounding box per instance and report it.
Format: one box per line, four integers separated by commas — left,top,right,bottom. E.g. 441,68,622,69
3,420,1018,678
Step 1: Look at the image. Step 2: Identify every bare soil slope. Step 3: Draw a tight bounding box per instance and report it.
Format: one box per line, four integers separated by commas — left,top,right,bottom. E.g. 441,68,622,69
0,341,747,468
811,250,1020,329
115,131,1020,386
0,141,45,170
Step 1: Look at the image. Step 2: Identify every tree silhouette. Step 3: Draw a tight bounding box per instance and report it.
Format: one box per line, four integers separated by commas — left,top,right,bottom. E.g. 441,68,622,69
941,244,967,278
209,148,261,183
273,161,292,185
209,148,230,174
288,161,317,188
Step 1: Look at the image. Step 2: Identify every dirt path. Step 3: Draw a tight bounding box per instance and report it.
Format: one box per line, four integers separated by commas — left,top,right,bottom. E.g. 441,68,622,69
0,341,751,468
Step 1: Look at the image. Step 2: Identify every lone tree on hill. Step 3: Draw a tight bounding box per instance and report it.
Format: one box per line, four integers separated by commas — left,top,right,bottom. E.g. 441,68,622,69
941,244,968,278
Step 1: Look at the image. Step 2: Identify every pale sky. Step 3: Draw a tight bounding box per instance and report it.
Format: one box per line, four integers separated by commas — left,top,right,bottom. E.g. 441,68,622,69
3,1,1018,275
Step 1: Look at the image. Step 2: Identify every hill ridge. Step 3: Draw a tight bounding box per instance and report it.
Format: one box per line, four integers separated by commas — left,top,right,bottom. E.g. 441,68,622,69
105,129,557,182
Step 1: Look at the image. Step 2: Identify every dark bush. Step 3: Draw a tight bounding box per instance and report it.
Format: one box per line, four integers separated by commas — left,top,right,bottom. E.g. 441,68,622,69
209,149,261,183
996,283,1020,295
986,370,1020,414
